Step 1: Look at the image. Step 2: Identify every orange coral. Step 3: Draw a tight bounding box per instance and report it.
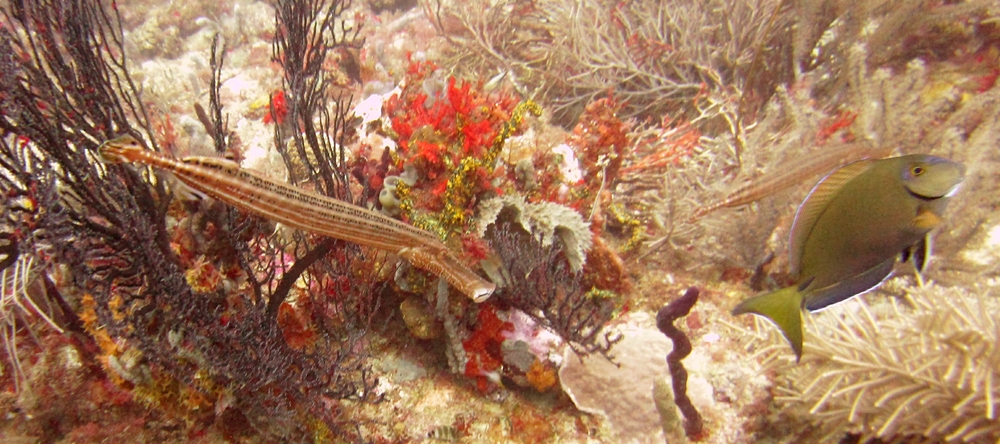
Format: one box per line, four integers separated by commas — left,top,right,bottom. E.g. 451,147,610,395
582,236,632,295
107,293,126,322
525,360,557,392
184,255,223,293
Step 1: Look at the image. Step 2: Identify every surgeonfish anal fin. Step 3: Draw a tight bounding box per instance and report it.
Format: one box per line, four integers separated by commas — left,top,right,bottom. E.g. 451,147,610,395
732,286,804,361
902,235,932,274
912,235,931,274
803,258,895,312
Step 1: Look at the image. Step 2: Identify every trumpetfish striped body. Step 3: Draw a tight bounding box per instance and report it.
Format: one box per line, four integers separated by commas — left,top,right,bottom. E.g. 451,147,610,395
98,135,495,302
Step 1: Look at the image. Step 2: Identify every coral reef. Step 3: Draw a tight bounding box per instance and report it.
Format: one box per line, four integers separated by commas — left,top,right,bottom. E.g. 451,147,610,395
381,60,526,240
0,0,385,440
483,220,618,356
6,0,999,441
638,1,1000,278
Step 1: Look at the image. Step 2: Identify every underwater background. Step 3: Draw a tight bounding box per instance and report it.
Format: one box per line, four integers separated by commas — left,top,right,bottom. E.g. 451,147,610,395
1,0,999,442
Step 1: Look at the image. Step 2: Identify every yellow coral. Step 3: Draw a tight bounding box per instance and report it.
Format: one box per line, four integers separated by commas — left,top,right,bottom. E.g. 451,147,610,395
108,293,126,322
79,293,119,357
394,180,414,216
440,100,543,236
184,255,222,293
607,203,644,252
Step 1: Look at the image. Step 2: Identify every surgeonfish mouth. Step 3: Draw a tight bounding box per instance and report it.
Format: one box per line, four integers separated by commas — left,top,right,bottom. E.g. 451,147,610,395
944,183,963,198
906,186,957,201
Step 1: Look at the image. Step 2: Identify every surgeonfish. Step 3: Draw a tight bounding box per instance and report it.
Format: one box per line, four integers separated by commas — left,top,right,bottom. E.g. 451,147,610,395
732,154,965,360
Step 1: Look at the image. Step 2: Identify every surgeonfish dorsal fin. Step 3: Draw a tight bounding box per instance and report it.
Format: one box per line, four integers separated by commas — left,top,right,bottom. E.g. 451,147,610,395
789,159,877,276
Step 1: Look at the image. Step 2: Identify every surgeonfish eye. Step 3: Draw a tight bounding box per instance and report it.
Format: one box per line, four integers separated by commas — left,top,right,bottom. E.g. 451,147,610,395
901,155,965,199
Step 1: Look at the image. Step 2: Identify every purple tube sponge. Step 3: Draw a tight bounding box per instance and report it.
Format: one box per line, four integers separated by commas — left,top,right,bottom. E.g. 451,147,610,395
655,287,705,440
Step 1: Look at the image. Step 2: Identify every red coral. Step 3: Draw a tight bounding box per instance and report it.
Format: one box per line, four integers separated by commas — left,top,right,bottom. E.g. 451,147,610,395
815,109,857,144
263,90,288,125
414,139,445,172
462,304,513,390
460,234,491,261
277,301,317,352
382,61,520,219
447,76,474,116
621,116,700,175
975,68,1000,93
405,56,436,76
461,119,493,156
567,95,631,196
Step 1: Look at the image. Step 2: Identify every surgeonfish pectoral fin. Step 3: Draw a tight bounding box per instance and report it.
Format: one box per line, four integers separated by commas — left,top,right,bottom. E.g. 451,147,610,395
732,286,804,361
803,258,895,312
911,209,942,231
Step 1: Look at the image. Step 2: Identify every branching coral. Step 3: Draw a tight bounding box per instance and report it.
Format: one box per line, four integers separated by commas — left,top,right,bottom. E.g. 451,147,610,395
423,0,790,126
0,136,90,392
483,220,618,356
742,281,1000,442
272,0,361,198
0,0,195,425
568,96,630,201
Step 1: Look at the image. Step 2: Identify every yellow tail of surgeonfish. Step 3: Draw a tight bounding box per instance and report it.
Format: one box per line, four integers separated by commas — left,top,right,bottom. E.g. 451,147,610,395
732,286,805,360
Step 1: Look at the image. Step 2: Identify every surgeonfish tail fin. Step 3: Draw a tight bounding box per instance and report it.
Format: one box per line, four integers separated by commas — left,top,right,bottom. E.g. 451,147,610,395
732,286,805,361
